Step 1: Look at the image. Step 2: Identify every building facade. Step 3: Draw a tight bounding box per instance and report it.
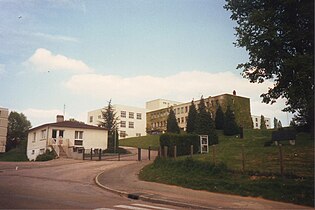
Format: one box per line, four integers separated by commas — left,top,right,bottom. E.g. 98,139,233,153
146,92,253,134
251,115,271,129
0,108,9,153
87,104,146,139
27,115,108,161
146,99,181,111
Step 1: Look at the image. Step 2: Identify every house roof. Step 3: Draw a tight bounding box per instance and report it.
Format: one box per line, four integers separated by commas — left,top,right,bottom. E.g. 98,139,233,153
29,120,107,132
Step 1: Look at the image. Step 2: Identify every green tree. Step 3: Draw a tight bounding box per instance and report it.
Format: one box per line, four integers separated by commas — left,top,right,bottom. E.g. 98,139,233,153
260,115,267,130
195,97,218,145
224,0,314,130
99,100,119,152
6,111,32,152
166,107,180,134
273,117,278,129
186,100,197,133
215,105,225,130
278,120,282,128
224,105,240,136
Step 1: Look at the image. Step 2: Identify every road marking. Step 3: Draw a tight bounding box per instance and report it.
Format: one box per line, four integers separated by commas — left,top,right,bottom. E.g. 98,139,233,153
132,203,175,210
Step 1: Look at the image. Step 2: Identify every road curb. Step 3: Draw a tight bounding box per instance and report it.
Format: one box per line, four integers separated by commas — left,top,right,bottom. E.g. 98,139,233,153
94,170,215,210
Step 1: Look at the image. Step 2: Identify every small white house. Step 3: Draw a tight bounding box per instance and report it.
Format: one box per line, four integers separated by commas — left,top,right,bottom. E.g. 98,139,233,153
27,115,108,161
251,115,271,129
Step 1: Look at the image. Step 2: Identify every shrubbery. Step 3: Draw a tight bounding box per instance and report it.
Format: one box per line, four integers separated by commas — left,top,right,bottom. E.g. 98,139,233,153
36,149,56,161
160,133,200,157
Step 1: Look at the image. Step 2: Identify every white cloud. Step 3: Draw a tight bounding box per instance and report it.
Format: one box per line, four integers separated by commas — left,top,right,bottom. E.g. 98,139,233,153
64,70,291,125
22,108,63,127
25,48,93,73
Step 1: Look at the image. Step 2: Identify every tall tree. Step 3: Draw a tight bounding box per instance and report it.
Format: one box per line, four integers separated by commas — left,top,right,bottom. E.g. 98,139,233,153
224,105,240,135
224,0,314,130
186,100,197,133
278,120,282,128
6,111,32,151
166,107,180,134
260,115,267,130
195,97,218,144
273,117,278,129
99,100,119,152
215,105,225,130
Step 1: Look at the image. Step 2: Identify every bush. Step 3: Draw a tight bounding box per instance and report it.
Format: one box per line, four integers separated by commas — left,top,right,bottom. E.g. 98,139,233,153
36,149,56,161
160,133,200,157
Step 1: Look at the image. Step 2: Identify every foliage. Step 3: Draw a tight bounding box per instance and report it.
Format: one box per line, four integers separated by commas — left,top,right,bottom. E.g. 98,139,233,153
35,149,56,161
6,111,32,152
166,107,180,134
215,105,225,130
103,147,129,154
99,100,119,151
260,115,267,130
186,100,197,133
119,135,160,150
278,120,282,128
223,105,240,135
195,97,218,145
0,139,28,161
160,133,200,157
224,0,314,130
274,117,278,129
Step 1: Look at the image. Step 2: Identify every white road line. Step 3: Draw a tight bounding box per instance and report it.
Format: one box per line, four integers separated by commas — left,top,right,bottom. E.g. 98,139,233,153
114,205,149,210
132,203,175,210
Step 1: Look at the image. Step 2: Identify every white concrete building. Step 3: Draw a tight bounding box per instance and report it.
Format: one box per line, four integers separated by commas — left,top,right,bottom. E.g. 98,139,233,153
87,104,146,139
252,115,271,129
146,99,181,111
27,115,108,161
0,108,9,153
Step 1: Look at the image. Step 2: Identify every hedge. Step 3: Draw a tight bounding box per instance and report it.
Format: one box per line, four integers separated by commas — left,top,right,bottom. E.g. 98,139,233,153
160,133,200,157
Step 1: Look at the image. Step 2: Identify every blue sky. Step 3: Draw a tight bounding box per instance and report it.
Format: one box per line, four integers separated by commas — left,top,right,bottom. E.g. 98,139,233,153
0,0,292,127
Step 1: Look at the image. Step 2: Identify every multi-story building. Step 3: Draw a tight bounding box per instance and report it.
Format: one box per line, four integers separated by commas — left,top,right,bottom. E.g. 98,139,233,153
87,104,146,139
251,115,271,129
146,99,181,111
0,108,9,153
146,92,253,134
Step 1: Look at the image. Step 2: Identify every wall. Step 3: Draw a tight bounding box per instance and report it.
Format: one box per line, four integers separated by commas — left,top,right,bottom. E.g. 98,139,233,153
27,126,49,161
0,108,8,153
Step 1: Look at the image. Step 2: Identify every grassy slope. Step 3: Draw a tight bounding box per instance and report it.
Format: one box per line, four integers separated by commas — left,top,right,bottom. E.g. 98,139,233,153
0,140,28,161
119,135,160,150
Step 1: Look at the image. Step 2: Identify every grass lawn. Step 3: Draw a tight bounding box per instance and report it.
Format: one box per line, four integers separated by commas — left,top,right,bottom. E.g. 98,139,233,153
119,135,160,150
0,140,28,161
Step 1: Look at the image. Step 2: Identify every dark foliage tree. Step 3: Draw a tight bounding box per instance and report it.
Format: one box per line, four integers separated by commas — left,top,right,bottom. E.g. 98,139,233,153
186,100,197,133
260,115,267,130
223,105,240,136
99,100,119,152
166,107,180,134
273,117,278,129
215,105,225,130
224,0,314,130
195,97,218,144
6,111,32,152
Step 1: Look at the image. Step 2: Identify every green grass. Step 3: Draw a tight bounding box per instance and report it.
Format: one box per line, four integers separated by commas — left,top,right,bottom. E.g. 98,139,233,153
0,140,28,161
119,135,160,150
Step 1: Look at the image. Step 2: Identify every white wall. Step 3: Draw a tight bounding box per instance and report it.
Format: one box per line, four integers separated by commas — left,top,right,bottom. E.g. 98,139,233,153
252,115,271,129
27,126,48,161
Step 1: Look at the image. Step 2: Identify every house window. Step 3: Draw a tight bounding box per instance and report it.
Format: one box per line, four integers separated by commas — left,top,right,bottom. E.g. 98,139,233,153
41,129,46,139
120,131,126,138
89,116,93,123
75,131,83,140
181,117,184,123
177,118,180,123
52,130,64,138
129,122,134,128
74,140,83,146
255,118,258,122
256,123,258,127
121,111,126,118
185,106,188,113
129,112,134,119
120,121,126,128
32,132,36,142
136,133,141,137
137,113,142,120
181,107,184,113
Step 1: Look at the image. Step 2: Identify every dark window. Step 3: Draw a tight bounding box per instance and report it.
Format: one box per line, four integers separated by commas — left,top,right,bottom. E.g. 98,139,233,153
74,140,83,145
52,130,57,138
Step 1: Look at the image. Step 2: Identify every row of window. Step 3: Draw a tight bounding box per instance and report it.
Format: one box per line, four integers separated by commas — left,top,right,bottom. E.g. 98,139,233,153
32,129,84,142
119,130,142,138
151,116,189,128
120,111,142,119
120,121,134,128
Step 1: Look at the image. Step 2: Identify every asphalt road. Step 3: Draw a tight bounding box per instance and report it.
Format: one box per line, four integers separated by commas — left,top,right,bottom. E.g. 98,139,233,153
0,159,181,210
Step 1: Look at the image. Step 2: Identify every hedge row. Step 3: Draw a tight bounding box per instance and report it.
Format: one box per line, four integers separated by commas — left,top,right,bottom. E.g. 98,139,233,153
160,133,200,157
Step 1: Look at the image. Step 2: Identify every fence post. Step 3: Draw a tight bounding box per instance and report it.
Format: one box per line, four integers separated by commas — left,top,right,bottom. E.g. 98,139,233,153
241,145,245,172
99,149,102,161
279,144,284,176
148,146,151,160
90,148,93,160
118,151,120,161
83,149,85,160
212,145,216,165
174,145,177,159
190,145,193,157
138,148,141,161
164,146,168,158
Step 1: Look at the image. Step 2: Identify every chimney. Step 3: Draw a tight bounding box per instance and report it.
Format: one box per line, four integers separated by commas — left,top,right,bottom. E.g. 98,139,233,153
56,115,64,122
233,90,236,96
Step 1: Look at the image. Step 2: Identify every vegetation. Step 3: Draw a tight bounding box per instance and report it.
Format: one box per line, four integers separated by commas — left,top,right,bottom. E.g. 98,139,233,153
0,140,28,161
224,0,314,130
214,105,224,130
119,135,160,150
223,105,240,136
166,107,180,134
260,115,267,130
36,149,57,161
186,100,197,133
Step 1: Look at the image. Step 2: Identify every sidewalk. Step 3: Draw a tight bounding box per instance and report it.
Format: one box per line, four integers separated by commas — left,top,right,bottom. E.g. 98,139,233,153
95,159,312,210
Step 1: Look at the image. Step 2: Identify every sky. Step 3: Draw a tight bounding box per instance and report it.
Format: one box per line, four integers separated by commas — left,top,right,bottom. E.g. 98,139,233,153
0,0,292,127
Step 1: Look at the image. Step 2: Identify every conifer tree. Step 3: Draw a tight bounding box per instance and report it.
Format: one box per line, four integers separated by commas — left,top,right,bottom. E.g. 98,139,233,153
224,105,240,136
273,117,278,129
195,97,218,144
186,100,197,133
166,107,180,134
215,105,224,130
260,115,267,130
